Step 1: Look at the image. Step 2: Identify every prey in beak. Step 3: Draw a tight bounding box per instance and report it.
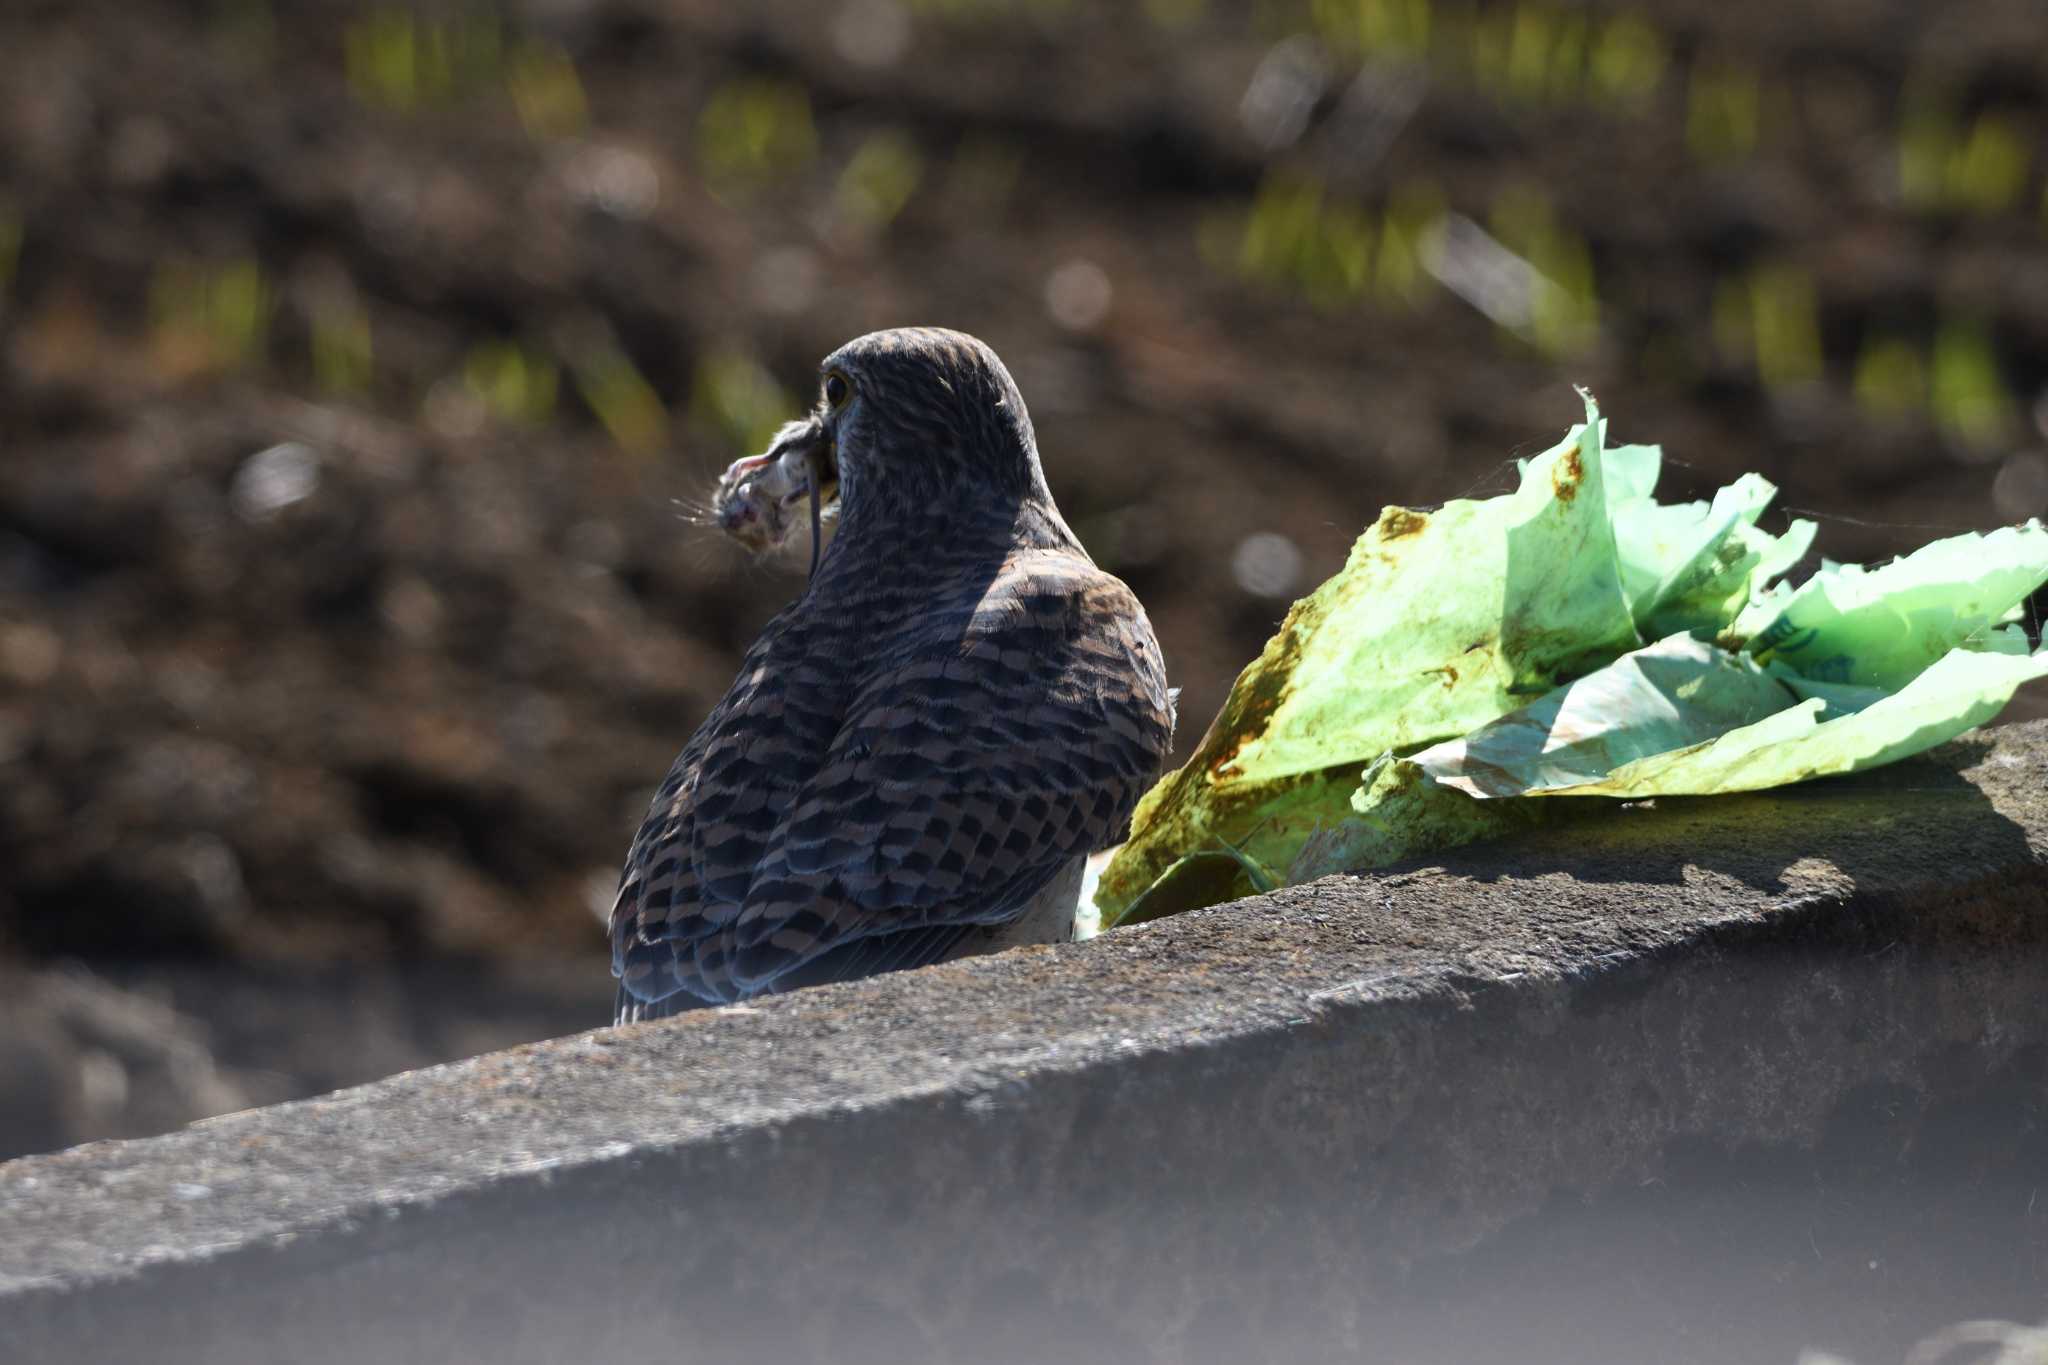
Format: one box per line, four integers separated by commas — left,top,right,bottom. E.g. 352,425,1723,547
710,415,839,577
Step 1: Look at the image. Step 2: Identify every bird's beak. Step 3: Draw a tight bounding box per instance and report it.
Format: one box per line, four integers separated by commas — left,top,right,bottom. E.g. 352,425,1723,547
759,415,838,514
802,429,839,582
754,415,840,581
805,429,840,515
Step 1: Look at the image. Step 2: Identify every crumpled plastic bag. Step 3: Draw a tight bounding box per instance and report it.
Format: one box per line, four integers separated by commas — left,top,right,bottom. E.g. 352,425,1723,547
1096,393,2048,928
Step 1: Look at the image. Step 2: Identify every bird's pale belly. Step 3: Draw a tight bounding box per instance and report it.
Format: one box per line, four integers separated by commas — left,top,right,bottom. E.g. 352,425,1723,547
940,856,1084,960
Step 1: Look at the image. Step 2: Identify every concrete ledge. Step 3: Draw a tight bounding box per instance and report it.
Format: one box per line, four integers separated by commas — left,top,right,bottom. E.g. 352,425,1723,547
5,723,2047,1365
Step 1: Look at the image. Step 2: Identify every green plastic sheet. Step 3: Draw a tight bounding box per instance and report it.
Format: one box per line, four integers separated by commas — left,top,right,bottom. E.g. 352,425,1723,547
1096,393,2048,928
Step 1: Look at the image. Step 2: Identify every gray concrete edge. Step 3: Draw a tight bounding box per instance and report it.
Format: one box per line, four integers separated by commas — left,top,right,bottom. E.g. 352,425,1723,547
2,721,2045,1363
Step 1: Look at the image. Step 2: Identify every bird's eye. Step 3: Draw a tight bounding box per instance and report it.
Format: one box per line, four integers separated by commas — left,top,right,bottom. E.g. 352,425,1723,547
824,372,850,408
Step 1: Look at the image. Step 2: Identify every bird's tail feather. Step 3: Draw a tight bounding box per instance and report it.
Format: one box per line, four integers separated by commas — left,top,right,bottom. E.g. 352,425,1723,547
613,983,703,1026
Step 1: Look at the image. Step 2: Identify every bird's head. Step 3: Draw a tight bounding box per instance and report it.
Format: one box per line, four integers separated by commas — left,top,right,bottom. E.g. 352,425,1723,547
712,328,1072,574
817,326,1045,514
782,327,1047,508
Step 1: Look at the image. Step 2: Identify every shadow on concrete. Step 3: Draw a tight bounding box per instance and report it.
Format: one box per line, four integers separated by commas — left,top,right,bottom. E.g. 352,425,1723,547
1407,737,2039,923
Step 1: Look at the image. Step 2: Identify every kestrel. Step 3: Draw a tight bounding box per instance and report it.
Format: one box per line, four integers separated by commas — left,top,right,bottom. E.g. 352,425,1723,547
610,327,1175,1021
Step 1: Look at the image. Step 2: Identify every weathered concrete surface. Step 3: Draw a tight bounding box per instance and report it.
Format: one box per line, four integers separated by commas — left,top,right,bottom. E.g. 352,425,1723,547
4,722,2047,1365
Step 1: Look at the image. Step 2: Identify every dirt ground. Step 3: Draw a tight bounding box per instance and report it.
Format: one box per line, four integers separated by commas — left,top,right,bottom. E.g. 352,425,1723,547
3,0,2045,1157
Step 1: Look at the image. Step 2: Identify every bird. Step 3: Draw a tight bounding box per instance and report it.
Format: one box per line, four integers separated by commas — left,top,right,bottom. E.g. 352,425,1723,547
610,327,1175,1022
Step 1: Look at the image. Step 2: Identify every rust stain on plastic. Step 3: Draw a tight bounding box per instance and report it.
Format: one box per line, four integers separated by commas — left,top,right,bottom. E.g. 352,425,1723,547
1195,617,1308,783
1552,447,1583,503
1378,507,1430,540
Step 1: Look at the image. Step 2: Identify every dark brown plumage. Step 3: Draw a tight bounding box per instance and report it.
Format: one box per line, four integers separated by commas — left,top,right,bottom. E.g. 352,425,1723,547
611,328,1173,1020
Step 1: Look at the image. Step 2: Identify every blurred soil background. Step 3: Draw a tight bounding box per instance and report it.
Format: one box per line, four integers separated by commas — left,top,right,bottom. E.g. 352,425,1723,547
3,0,2047,1159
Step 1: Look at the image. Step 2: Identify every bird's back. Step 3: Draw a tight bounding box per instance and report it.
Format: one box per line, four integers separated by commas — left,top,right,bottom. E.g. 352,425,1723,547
612,537,1172,1018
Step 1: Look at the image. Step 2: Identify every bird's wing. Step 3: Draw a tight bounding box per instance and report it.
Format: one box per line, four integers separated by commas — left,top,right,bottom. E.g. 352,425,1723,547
610,600,842,1017
610,721,715,1021
618,554,1172,1009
